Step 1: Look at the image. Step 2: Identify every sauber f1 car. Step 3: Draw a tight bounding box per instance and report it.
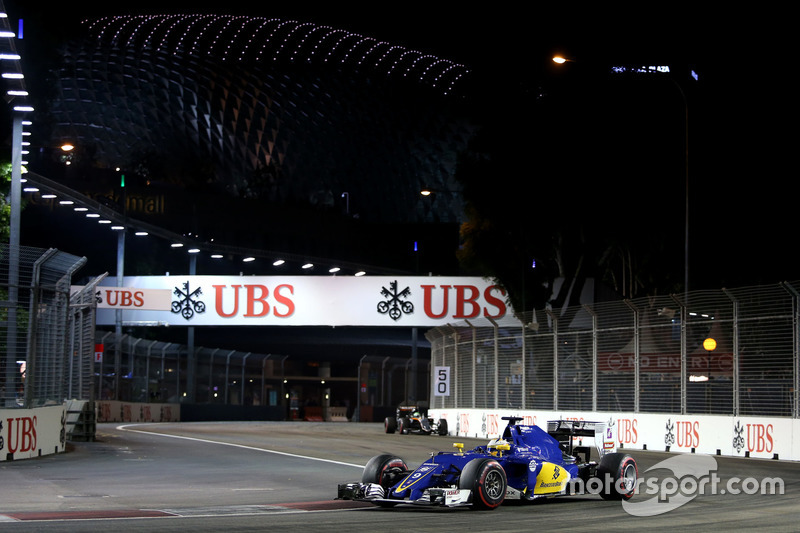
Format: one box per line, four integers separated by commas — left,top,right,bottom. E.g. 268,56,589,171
384,406,448,436
339,416,637,510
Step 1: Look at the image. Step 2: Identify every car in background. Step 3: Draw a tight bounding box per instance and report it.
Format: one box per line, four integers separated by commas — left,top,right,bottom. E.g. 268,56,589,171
384,405,448,436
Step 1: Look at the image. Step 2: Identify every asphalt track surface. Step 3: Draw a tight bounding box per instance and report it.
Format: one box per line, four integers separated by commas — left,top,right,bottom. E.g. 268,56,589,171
1,422,799,532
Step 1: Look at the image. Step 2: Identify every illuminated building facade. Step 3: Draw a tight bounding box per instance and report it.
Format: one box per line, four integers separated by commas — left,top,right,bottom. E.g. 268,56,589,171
35,15,474,230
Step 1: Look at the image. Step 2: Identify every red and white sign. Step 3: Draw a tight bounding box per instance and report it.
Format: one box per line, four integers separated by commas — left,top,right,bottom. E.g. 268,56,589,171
72,286,173,310
94,276,511,327
0,405,66,461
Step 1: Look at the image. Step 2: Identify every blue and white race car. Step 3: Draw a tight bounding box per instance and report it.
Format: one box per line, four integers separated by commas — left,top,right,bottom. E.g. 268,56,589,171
338,416,637,510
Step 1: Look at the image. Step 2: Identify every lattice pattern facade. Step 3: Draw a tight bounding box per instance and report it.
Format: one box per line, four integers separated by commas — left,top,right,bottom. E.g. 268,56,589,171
41,14,475,223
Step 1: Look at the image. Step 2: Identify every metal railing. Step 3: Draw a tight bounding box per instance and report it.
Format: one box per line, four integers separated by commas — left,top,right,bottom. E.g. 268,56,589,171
1,245,89,407
427,281,800,418
90,333,428,418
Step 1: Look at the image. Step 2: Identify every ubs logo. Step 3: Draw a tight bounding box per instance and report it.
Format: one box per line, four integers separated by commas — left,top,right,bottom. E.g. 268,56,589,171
377,280,414,321
172,281,206,320
665,418,675,447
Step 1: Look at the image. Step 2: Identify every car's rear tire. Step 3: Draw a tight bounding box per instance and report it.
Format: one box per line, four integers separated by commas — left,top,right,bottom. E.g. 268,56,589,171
597,452,637,501
362,454,408,487
437,418,448,436
384,416,397,434
398,416,410,434
459,458,506,510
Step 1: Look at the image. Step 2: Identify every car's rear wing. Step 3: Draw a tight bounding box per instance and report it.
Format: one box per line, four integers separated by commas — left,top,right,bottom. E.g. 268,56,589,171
546,420,616,458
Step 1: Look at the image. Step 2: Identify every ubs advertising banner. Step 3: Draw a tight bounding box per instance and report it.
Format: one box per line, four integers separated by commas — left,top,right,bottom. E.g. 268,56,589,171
94,276,515,327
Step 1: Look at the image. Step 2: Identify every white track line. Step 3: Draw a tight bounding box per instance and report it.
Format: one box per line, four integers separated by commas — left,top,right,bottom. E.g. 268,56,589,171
117,424,364,468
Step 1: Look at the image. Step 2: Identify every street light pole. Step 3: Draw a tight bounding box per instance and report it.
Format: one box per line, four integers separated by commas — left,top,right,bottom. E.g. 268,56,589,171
3,9,33,405
5,113,23,405
680,83,690,296
114,227,125,399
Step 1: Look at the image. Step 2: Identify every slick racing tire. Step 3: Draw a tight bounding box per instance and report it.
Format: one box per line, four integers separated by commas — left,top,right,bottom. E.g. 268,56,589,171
398,416,410,434
459,458,507,510
384,416,397,434
437,418,448,436
597,452,638,501
362,454,408,488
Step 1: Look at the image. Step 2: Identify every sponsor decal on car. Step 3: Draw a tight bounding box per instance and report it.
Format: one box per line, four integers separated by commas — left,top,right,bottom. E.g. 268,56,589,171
533,463,571,495
396,464,438,492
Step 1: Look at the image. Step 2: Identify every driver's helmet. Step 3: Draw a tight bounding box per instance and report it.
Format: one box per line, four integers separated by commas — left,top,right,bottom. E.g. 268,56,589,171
487,438,510,456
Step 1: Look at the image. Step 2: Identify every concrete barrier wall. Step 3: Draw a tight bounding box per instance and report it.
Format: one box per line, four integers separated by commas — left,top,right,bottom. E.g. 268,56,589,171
429,408,800,462
1,405,66,462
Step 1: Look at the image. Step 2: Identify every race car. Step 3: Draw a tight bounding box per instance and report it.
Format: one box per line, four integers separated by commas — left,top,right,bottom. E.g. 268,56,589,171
384,405,448,436
339,416,637,509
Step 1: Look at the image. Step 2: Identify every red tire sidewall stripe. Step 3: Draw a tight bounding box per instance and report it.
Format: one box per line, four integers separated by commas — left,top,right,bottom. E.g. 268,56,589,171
618,457,638,495
477,461,503,508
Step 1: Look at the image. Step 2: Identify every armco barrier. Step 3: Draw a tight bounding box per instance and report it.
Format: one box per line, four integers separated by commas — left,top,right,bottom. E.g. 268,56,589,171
0,405,67,462
429,409,800,462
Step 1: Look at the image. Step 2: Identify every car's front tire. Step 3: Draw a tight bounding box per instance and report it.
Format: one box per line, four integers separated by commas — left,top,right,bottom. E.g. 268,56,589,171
597,452,637,501
459,458,507,510
398,416,410,434
437,418,448,436
362,454,408,488
384,416,397,434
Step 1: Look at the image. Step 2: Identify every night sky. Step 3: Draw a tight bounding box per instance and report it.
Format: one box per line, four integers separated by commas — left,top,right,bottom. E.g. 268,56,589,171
6,2,792,291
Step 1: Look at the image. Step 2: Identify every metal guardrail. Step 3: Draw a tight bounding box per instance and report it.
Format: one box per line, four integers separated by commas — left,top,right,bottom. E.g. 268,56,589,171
427,281,800,418
1,245,89,408
90,334,428,421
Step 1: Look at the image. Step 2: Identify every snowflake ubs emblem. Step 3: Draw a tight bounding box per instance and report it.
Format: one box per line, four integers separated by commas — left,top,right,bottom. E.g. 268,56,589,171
377,280,414,321
172,281,206,320
664,418,675,447
733,420,745,453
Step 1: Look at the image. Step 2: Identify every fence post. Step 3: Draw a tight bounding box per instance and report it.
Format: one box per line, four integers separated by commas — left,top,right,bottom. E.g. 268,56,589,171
520,317,527,411
440,331,449,409
624,300,640,413
582,305,598,412
779,283,799,418
671,294,688,415
241,353,250,405
449,326,459,410
487,317,499,410
224,350,234,404
722,289,740,417
546,309,558,410
467,320,476,409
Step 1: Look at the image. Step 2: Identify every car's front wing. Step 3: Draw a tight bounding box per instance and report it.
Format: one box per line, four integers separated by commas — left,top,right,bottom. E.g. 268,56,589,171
337,482,473,507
